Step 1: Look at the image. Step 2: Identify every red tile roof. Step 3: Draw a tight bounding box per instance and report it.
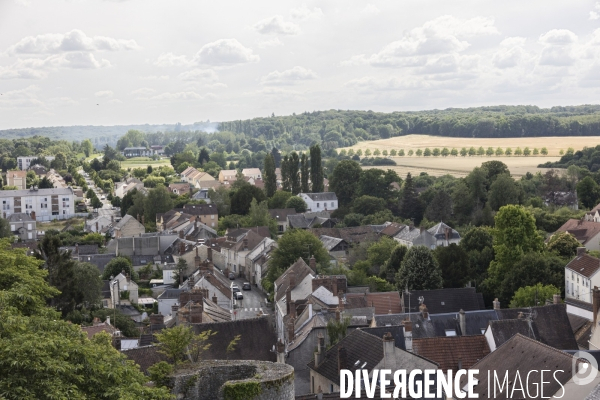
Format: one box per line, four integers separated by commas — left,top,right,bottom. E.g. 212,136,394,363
346,291,402,315
412,335,490,372
555,219,600,245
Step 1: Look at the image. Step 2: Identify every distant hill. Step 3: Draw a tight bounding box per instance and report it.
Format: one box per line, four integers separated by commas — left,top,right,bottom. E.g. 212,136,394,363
4,105,600,149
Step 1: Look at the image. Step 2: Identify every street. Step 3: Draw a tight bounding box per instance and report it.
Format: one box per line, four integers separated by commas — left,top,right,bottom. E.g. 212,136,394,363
230,277,270,320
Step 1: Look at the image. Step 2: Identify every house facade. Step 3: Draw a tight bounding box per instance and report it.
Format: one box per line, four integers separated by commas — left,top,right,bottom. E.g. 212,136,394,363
123,147,152,158
7,213,37,241
299,192,338,212
17,155,55,170
6,170,27,189
565,248,600,304
242,168,262,180
218,169,237,183
0,187,75,220
112,214,146,238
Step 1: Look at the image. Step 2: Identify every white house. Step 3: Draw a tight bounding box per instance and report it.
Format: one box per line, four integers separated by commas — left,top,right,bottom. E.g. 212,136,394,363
17,155,55,170
298,193,338,212
109,273,139,308
0,187,75,220
565,248,600,305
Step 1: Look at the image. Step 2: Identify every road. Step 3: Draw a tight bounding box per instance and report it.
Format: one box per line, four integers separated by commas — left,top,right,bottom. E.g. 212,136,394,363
229,277,269,320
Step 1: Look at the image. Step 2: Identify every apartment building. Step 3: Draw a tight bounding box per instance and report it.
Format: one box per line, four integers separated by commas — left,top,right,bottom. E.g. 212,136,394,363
17,156,55,170
0,187,75,220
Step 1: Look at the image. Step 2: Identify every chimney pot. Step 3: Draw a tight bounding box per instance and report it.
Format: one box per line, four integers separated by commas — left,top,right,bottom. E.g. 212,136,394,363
309,255,316,273
419,303,429,319
459,309,466,336
493,298,501,310
553,294,561,305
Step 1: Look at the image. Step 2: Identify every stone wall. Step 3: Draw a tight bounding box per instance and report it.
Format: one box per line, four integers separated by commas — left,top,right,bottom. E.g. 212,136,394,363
171,360,294,400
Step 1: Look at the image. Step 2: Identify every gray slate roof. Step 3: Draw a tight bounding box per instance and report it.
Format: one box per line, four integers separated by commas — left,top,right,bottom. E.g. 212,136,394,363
301,192,338,201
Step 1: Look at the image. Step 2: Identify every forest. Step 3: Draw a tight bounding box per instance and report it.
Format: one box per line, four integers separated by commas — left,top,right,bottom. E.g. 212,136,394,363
3,105,600,152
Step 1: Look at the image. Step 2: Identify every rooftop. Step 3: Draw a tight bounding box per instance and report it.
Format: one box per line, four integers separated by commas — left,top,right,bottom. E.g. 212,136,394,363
412,335,490,372
566,253,600,278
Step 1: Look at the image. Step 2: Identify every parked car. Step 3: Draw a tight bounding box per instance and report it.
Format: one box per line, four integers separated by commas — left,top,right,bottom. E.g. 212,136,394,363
231,285,240,293
242,282,251,291
234,292,243,300
228,272,235,280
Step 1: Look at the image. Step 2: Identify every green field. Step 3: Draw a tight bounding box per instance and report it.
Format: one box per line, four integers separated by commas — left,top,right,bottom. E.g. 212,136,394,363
120,157,171,169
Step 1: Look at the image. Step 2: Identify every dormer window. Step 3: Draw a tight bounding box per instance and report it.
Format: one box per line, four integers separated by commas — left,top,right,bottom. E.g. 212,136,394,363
445,329,456,336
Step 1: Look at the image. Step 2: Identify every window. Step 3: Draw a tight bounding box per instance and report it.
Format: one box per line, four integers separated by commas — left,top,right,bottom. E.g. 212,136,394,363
331,202,334,207
10,225,15,231
28,232,32,239
211,215,215,220
278,225,284,233
330,384,334,393
481,328,486,334
27,223,32,230
316,203,320,208
445,329,457,336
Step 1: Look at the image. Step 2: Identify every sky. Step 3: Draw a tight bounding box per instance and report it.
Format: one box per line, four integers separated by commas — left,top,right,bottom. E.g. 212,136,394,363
0,0,600,129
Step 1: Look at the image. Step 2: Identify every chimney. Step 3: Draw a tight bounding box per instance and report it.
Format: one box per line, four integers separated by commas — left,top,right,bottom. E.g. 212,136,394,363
243,237,248,250
593,287,600,325
111,215,114,224
493,298,501,310
337,346,347,373
553,294,561,305
444,227,451,243
137,213,140,222
419,303,429,319
309,255,316,273
149,313,164,327
287,318,295,341
30,211,36,221
141,215,145,225
207,247,212,262
289,300,297,319
577,247,587,257
409,219,414,229
332,279,338,296
382,332,395,367
420,226,426,234
179,230,184,239
106,316,111,326
171,304,179,314
338,291,344,311
335,307,341,322
179,242,186,255
92,317,101,326
459,309,466,336
314,334,325,366
96,221,99,232
286,287,292,315
276,339,286,364
212,293,218,304
289,272,296,289
75,243,79,255
403,318,413,352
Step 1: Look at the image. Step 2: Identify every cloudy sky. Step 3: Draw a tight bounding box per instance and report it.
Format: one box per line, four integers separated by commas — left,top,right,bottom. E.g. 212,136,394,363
1,0,599,129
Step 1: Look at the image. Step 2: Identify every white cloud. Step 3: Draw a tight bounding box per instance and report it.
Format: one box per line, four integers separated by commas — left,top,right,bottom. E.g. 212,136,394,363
350,15,499,68
58,52,111,69
149,91,207,101
256,38,284,49
291,4,323,21
253,15,301,36
194,39,259,66
178,69,218,82
538,29,577,66
48,97,78,107
95,90,113,98
0,85,44,108
539,29,577,46
0,65,47,80
7,29,140,54
492,37,528,68
108,99,123,104
590,2,600,19
131,87,156,97
154,52,192,67
361,4,380,15
260,66,317,85
139,75,170,80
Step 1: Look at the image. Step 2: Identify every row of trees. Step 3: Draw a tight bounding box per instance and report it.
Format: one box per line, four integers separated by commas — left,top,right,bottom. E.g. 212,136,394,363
341,146,552,157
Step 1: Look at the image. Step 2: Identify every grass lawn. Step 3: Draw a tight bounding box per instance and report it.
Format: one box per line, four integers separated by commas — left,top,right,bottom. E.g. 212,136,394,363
121,157,171,169
38,217,86,232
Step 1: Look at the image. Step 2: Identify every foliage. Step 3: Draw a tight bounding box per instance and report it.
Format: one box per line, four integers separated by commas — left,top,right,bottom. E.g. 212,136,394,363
144,185,174,225
400,172,423,223
148,361,174,388
310,144,324,192
326,316,351,347
91,308,139,337
0,218,13,238
101,256,136,280
0,240,172,400
285,196,307,213
366,236,398,276
265,229,329,293
268,190,293,209
434,244,471,288
330,160,362,206
230,183,267,215
222,381,262,400
226,334,241,359
263,153,277,198
154,325,194,366
577,176,599,209
352,195,386,215
81,232,104,247
380,245,408,283
547,232,581,258
509,283,560,308
396,246,443,290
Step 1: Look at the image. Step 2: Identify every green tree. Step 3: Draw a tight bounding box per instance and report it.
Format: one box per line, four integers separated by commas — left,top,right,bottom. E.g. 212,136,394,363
434,244,471,288
533,148,539,155
300,153,310,193
246,199,277,236
468,147,476,156
380,245,408,283
310,144,324,192
326,316,351,347
330,160,362,206
514,147,523,156
477,146,485,156
488,174,520,211
0,240,171,399
486,147,494,156
285,196,307,212
424,190,453,222
523,147,531,156
0,217,13,238
547,232,580,258
231,183,267,215
288,152,301,195
268,190,293,209
208,186,231,216
198,147,210,165
357,168,399,200
416,149,423,156
441,147,450,157
432,148,440,156
396,246,443,290
577,176,599,209
101,257,135,280
505,147,512,156
82,139,93,157
408,149,414,156
81,232,104,247
424,148,432,156
366,237,398,276
263,153,277,198
495,147,504,156
460,147,468,157
154,325,194,366
373,149,381,156
487,205,544,293
400,172,423,223
509,283,560,308
144,185,174,225
352,195,386,215
265,229,329,290
460,227,494,286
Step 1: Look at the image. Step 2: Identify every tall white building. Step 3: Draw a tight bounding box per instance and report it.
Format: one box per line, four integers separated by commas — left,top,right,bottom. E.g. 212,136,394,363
0,187,76,220
17,156,55,171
